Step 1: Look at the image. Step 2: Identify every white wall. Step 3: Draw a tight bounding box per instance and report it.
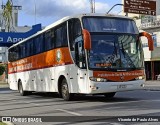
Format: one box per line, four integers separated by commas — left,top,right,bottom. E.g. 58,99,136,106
143,48,151,61
156,0,160,15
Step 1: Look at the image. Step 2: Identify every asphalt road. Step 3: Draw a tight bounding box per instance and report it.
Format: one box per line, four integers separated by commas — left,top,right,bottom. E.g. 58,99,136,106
0,87,160,125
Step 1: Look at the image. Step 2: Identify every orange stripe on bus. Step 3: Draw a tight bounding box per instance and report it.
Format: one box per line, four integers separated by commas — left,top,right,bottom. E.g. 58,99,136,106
93,70,144,82
8,47,73,74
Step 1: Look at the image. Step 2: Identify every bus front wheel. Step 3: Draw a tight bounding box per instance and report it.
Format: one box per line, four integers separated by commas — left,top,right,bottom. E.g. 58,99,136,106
18,81,28,96
104,92,116,98
61,79,73,101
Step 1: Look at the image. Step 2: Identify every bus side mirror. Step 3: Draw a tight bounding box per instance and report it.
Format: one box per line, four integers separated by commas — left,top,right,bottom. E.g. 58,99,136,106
83,29,91,50
139,32,154,51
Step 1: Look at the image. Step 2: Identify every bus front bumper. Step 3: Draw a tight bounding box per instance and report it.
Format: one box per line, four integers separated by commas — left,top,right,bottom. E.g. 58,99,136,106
89,80,145,94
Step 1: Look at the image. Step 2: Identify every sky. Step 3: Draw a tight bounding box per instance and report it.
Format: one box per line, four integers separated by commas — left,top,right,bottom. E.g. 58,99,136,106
2,0,122,27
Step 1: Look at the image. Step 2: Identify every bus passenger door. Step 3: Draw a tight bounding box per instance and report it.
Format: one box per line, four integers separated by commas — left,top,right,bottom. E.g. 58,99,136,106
69,40,88,93
76,41,88,93
68,19,88,93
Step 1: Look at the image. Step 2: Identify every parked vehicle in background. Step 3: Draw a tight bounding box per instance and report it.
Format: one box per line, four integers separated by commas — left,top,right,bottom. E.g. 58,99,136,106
157,74,160,80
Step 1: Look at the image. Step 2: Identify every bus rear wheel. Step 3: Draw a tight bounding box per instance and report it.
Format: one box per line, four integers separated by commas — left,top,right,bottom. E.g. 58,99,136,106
18,81,28,96
61,79,73,101
104,92,116,98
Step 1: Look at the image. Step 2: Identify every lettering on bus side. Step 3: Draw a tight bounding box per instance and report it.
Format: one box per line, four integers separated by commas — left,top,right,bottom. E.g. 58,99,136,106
97,72,144,77
9,59,33,73
9,63,33,73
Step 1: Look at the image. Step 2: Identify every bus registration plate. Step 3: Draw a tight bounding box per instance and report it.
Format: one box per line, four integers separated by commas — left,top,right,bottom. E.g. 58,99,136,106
117,85,127,89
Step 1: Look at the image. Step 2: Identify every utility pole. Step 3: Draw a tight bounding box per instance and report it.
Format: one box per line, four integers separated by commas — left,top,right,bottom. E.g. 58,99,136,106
90,0,95,13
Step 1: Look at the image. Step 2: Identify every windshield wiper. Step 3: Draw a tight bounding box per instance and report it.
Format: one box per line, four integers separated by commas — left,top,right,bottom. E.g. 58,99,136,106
107,40,118,67
120,40,136,68
114,41,118,57
121,40,126,58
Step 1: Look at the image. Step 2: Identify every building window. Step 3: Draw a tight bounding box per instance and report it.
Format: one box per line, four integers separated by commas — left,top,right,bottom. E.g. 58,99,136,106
157,42,160,47
152,34,157,47
0,55,2,61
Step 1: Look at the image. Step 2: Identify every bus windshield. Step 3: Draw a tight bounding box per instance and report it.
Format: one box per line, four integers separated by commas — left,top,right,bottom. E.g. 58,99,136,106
83,17,143,70
89,34,144,70
83,17,139,34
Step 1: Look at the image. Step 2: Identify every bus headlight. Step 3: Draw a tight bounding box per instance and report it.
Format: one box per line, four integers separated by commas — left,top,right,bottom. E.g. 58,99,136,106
135,76,145,80
89,77,107,82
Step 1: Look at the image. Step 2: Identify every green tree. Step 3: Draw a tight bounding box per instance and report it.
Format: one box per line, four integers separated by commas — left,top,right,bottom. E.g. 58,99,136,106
2,0,13,32
0,64,6,76
132,16,139,20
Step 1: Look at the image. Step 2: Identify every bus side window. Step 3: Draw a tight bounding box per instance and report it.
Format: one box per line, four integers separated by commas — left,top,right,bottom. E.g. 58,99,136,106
27,39,34,56
55,22,68,48
19,43,26,59
68,19,82,52
62,23,68,47
45,30,55,51
68,20,74,51
55,27,62,48
68,18,86,68
9,47,18,62
9,48,14,62
50,29,55,48
35,35,44,54
74,20,82,37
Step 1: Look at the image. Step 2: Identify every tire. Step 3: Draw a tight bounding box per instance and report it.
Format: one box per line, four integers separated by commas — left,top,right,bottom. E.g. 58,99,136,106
18,81,28,96
104,92,116,98
61,79,73,101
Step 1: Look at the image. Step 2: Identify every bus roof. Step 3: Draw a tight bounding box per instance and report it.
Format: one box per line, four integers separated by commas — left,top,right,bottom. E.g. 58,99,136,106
8,13,133,49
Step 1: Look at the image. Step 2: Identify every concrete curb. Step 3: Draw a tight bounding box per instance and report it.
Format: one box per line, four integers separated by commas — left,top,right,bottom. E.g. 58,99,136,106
0,84,9,88
144,88,160,91
144,86,160,91
0,81,9,88
144,81,160,91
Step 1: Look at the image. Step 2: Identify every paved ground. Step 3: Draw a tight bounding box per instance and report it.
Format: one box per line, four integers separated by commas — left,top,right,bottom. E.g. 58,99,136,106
0,80,160,125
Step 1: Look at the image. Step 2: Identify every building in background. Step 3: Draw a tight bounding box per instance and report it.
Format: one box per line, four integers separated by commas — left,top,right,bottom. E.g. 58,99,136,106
121,0,160,80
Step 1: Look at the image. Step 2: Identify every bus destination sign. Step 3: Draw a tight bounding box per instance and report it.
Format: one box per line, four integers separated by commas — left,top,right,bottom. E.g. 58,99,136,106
124,0,156,16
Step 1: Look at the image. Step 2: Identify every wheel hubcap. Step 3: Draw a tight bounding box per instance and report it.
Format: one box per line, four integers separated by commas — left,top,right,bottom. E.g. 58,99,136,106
62,84,68,98
19,84,23,94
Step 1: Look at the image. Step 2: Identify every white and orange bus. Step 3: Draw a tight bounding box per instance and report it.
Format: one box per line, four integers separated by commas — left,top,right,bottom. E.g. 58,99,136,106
8,14,153,101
